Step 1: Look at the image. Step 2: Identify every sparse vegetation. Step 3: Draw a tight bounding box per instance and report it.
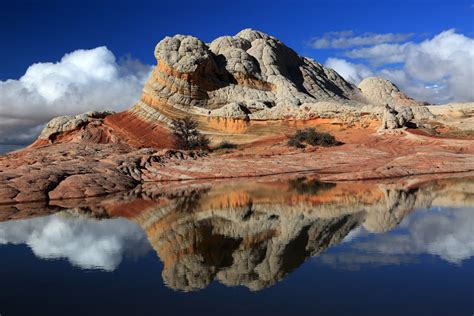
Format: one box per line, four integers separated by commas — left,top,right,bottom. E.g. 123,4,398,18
214,140,238,150
287,137,306,148
287,128,340,148
171,116,210,150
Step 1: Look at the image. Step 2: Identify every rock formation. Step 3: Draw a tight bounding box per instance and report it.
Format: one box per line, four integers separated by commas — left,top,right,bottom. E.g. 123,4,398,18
130,29,437,130
138,29,362,121
0,29,473,205
379,104,415,130
358,77,434,122
23,29,441,147
358,77,419,107
38,111,114,140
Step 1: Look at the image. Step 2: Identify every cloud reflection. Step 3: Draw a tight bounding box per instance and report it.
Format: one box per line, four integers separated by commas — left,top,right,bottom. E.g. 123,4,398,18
0,214,151,271
319,207,474,268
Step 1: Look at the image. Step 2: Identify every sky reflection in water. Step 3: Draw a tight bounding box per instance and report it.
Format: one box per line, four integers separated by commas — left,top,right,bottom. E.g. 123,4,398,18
0,177,472,315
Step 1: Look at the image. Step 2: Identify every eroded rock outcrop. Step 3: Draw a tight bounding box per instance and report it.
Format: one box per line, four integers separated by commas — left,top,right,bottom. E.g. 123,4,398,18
131,28,434,129
38,111,114,140
358,77,419,107
358,77,434,122
142,29,361,118
379,104,415,130
27,29,440,148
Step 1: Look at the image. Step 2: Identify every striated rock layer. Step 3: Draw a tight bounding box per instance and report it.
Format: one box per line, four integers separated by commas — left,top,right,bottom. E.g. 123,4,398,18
129,29,434,139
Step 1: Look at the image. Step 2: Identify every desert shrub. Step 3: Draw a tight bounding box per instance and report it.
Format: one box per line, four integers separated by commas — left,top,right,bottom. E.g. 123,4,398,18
287,128,340,148
215,140,238,150
287,137,306,148
171,116,210,150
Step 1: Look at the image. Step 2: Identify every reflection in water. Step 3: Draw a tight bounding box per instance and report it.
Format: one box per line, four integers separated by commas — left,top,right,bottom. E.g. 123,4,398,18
287,177,336,195
0,214,150,271
0,176,473,291
318,207,474,269
358,207,474,263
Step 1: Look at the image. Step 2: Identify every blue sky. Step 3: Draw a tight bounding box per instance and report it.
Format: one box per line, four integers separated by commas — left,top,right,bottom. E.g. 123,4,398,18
1,0,473,79
0,0,473,145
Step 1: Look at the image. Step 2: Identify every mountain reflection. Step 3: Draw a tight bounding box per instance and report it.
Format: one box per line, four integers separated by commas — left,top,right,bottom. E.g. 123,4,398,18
0,176,472,291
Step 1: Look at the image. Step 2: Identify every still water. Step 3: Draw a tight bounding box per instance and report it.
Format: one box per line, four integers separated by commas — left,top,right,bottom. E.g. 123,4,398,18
0,177,473,315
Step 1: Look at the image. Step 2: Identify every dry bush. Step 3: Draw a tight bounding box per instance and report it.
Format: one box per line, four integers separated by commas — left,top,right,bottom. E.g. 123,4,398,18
171,116,210,150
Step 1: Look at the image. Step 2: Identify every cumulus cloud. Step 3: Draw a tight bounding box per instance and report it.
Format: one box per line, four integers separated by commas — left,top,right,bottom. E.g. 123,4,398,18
325,58,373,84
310,30,413,49
0,214,151,271
0,47,152,144
323,29,474,103
345,42,412,66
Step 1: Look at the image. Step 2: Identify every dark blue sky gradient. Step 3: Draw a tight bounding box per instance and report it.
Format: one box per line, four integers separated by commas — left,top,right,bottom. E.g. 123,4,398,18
1,0,473,79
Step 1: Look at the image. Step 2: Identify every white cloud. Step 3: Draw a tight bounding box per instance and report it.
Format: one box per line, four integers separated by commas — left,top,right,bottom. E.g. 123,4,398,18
0,214,151,271
0,47,152,144
310,30,413,49
325,58,373,84
354,207,474,264
323,29,474,103
345,42,412,65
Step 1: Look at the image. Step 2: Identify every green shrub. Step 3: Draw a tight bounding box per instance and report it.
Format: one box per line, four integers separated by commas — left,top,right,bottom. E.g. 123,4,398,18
287,128,340,148
171,116,210,150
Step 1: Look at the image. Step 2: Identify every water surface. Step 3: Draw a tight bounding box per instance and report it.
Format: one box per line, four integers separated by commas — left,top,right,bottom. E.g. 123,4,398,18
0,177,473,315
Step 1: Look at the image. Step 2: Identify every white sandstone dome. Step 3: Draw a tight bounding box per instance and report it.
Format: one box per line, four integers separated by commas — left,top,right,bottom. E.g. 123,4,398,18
358,77,420,107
